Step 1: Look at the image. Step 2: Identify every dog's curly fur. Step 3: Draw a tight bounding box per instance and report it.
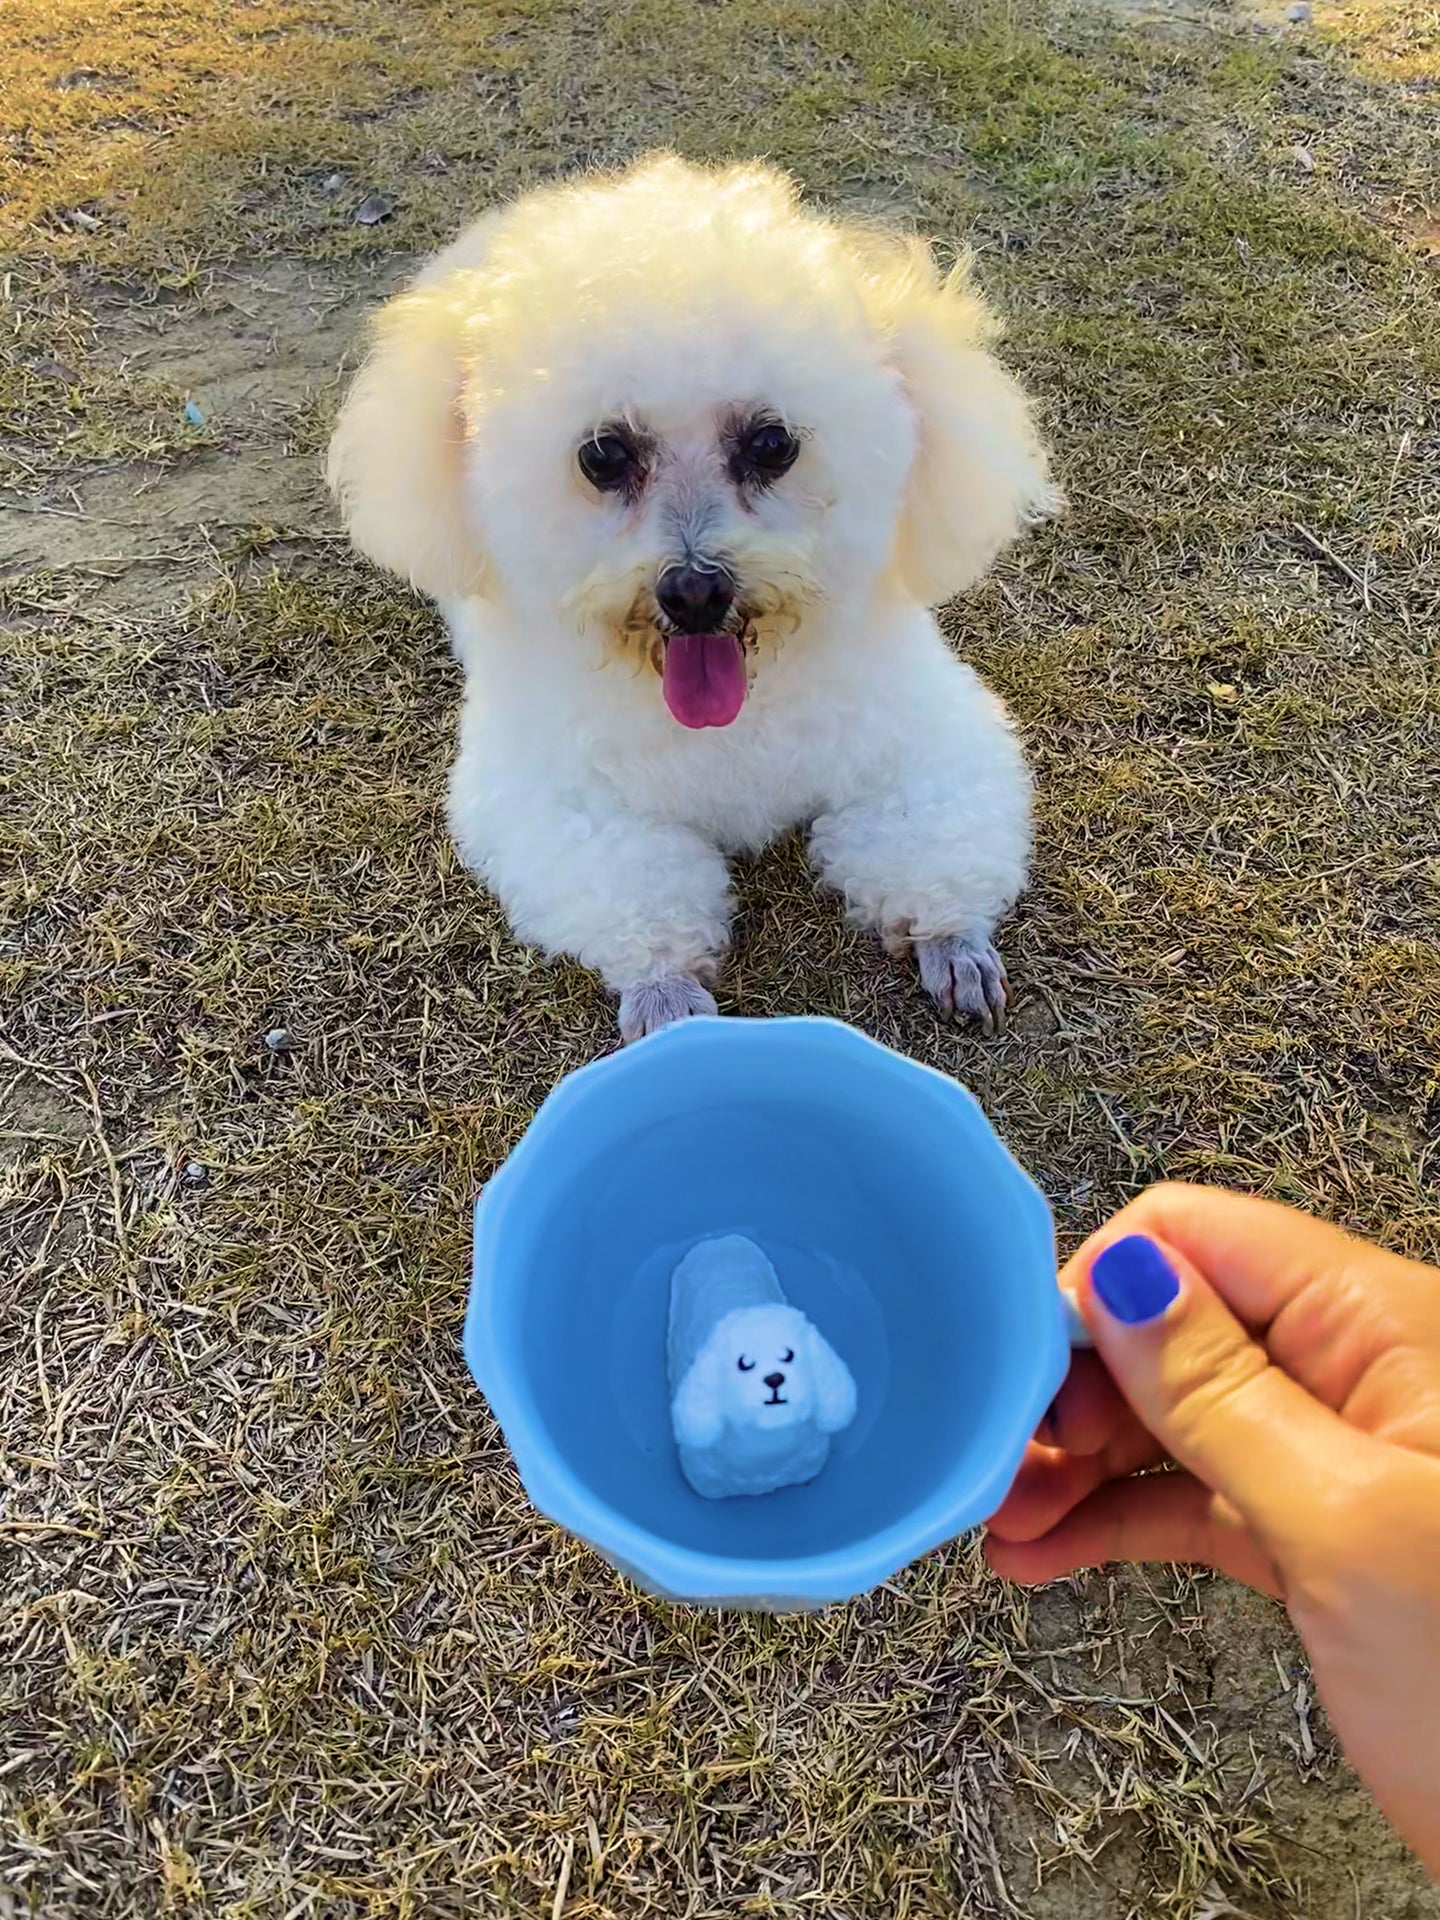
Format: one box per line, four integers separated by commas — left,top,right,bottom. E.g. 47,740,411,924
328,155,1056,1039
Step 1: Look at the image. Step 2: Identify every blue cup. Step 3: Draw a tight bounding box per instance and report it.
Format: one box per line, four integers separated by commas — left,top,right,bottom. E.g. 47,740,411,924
464,1016,1072,1609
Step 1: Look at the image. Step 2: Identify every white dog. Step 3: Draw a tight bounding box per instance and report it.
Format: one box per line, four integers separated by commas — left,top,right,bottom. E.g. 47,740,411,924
328,155,1056,1040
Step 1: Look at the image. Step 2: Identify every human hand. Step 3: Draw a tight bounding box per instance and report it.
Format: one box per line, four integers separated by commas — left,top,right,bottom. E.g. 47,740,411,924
984,1182,1440,1877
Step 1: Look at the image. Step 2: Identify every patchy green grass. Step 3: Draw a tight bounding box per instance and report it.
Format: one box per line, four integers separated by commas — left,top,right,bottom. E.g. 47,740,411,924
3,0,1439,1915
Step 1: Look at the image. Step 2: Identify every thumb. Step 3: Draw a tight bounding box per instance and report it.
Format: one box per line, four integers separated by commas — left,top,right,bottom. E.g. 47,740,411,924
1080,1233,1366,1554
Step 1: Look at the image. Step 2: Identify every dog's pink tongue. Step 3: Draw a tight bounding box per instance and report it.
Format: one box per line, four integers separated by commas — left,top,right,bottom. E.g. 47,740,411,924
662,632,747,729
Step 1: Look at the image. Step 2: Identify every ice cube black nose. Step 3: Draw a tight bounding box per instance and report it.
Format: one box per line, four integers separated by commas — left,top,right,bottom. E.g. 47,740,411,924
764,1371,785,1390
656,562,735,634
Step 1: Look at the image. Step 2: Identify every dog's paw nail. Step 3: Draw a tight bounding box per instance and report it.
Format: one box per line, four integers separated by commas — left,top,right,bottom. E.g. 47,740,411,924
915,935,1011,1036
617,972,718,1043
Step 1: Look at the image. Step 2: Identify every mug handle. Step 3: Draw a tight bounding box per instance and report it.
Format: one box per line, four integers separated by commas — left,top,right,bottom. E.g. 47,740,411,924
1060,1287,1093,1349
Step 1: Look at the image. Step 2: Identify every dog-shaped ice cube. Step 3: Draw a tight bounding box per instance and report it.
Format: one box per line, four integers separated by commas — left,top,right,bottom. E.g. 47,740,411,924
668,1235,857,1499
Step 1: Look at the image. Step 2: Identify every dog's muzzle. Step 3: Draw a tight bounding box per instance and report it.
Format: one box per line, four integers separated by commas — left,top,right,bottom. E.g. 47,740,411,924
654,560,748,731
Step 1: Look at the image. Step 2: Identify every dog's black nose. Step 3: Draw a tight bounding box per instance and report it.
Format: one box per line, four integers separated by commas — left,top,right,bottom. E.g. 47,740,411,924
656,563,735,634
764,1371,785,1390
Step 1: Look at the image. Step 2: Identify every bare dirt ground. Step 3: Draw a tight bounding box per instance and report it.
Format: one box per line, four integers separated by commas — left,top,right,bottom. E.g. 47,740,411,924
3,0,1439,1914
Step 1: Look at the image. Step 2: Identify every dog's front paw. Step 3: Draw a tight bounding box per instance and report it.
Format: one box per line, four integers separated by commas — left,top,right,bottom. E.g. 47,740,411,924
618,973,719,1043
916,935,1011,1036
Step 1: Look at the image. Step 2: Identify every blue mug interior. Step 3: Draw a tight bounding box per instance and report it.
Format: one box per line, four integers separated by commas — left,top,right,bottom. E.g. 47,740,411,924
481,1022,1057,1572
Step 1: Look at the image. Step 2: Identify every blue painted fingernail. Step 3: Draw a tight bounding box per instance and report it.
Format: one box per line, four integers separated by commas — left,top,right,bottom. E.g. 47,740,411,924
1091,1235,1180,1325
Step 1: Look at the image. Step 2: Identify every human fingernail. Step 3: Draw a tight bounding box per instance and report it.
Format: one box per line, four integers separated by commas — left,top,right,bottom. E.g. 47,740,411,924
1091,1235,1180,1326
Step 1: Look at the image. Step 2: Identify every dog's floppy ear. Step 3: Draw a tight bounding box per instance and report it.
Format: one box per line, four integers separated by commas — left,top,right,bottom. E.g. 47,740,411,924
673,1342,729,1451
862,238,1058,607
326,274,487,602
806,1324,858,1436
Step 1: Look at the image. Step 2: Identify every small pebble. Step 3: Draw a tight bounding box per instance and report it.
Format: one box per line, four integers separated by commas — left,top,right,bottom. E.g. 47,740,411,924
264,1027,294,1052
1291,145,1317,172
184,1161,208,1183
323,172,346,193
354,193,393,227
1285,2,1311,21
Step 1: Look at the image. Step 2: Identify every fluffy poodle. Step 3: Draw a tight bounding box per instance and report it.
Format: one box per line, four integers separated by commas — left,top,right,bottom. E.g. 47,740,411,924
328,155,1056,1040
667,1235,857,1500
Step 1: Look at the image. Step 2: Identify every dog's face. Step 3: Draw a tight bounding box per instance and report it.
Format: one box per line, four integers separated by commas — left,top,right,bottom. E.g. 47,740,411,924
328,156,1056,728
468,282,916,728
671,1303,857,1452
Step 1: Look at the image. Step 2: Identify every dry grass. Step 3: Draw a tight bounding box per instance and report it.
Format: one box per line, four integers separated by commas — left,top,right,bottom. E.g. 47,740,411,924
3,0,1440,1914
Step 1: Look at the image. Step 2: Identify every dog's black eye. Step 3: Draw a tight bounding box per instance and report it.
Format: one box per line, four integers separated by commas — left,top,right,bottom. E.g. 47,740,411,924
737,1356,755,1372
734,419,800,486
780,1348,794,1364
578,431,638,493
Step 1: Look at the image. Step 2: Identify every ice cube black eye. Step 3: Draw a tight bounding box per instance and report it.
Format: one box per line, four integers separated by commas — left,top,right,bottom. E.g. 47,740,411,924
578,431,638,492
737,1356,755,1372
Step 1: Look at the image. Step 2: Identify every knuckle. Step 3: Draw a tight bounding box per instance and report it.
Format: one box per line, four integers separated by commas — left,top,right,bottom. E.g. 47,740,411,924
1143,1180,1200,1208
1113,1182,1205,1248
1128,1181,1200,1225
1159,1322,1270,1432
